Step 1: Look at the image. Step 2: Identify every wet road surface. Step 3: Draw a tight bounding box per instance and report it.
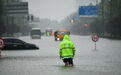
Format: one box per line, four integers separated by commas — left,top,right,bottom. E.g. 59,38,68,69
0,35,121,75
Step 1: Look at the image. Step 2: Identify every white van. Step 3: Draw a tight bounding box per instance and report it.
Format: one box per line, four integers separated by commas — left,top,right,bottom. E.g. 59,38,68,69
30,28,41,39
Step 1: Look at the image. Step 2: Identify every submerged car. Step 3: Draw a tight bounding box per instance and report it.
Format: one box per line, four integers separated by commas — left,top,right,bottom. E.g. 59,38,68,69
2,38,39,50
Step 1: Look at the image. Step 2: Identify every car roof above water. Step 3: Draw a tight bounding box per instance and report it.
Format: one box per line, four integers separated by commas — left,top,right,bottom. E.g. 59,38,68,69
2,37,18,40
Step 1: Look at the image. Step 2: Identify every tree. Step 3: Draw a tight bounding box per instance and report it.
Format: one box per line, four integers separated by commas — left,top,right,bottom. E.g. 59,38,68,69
89,0,121,37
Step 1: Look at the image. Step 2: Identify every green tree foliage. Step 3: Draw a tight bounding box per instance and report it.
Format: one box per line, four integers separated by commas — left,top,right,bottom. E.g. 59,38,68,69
61,12,96,35
107,14,121,36
90,0,121,37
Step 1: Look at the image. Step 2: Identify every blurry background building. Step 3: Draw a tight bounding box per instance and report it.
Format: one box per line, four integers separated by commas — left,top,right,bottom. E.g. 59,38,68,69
1,0,30,36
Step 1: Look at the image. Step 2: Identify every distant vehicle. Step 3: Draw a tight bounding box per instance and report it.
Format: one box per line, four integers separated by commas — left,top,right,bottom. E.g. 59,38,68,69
54,30,70,41
30,28,41,39
2,38,39,50
45,28,53,36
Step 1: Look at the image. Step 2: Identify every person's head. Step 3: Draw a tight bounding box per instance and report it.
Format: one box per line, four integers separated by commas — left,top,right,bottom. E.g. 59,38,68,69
63,35,70,41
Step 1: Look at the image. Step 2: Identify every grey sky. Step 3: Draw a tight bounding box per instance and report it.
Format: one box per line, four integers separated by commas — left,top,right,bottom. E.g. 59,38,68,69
26,0,76,22
25,0,101,22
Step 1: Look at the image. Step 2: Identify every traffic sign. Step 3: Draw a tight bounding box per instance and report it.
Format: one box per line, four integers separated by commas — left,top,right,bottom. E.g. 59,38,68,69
79,6,98,17
0,38,4,49
92,34,99,42
92,34,99,50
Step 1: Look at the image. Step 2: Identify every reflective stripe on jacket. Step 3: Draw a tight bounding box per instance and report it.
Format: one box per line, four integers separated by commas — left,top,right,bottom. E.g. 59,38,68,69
59,35,75,59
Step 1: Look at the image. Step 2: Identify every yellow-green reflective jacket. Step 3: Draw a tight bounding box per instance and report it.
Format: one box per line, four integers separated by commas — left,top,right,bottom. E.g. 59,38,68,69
59,35,75,59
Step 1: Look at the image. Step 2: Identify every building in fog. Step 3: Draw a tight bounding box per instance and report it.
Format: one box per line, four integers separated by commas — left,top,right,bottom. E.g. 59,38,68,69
1,0,29,34
3,0,28,25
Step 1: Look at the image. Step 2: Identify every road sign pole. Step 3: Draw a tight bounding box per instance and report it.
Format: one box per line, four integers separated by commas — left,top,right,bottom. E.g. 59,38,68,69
95,42,96,50
92,34,99,50
0,49,1,57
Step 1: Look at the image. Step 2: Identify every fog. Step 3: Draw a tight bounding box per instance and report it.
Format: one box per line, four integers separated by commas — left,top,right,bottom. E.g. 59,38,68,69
26,0,99,33
1,0,121,38
26,0,76,22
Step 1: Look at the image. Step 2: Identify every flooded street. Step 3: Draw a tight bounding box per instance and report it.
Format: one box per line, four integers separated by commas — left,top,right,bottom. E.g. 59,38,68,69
0,35,121,75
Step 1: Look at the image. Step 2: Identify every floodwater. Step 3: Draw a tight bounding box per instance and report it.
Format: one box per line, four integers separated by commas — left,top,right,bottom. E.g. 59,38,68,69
0,35,121,75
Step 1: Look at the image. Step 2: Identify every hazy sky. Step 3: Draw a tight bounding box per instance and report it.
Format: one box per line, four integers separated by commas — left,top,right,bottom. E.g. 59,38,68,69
76,0,98,6
26,0,76,22
25,0,100,22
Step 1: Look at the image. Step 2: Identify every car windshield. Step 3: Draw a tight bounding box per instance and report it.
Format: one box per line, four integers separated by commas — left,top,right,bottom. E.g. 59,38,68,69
57,31,68,35
31,30,41,35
